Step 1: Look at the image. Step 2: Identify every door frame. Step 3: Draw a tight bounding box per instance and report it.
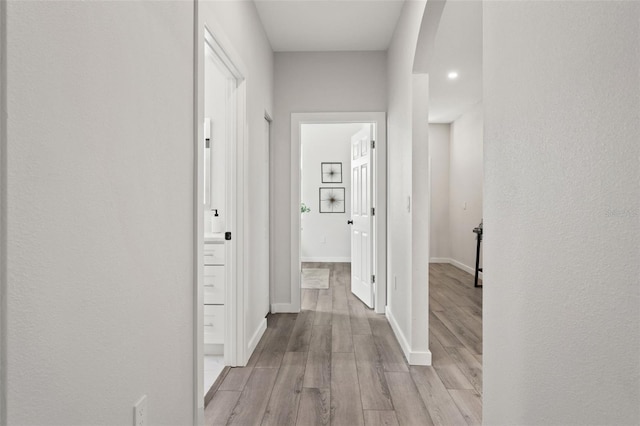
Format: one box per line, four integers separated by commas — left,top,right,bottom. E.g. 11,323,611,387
265,113,276,317
194,16,248,423
289,112,387,314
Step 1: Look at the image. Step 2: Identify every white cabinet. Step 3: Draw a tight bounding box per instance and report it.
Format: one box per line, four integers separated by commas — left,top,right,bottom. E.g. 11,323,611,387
204,243,225,265
204,241,225,350
203,305,225,344
204,266,225,304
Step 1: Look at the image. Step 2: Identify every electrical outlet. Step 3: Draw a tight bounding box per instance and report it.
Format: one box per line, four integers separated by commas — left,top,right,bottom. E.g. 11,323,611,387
134,395,147,426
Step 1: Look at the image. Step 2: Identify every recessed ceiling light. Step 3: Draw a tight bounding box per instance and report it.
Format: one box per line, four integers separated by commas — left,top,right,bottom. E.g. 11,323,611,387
448,71,459,80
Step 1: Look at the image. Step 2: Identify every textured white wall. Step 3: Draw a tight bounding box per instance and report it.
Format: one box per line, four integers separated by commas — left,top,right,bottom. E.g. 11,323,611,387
272,51,387,307
428,124,451,260
409,73,431,362
301,124,362,262
4,1,194,424
386,0,427,353
449,104,483,271
484,1,640,424
200,1,275,349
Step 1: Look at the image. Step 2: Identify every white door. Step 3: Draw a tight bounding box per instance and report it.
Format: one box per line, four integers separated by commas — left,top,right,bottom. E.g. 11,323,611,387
350,125,374,308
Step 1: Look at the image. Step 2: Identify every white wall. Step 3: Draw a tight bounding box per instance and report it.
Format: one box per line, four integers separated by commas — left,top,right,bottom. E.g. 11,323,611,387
386,0,430,364
272,51,387,308
301,123,362,262
3,1,195,424
2,1,274,423
200,1,275,354
428,107,483,273
428,123,451,260
484,1,639,424
449,104,483,272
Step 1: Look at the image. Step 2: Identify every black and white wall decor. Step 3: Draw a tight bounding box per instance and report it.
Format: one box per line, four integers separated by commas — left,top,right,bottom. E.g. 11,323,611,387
319,187,345,213
321,162,342,183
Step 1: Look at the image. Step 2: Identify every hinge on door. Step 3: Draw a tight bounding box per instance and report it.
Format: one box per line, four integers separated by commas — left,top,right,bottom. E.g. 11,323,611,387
225,232,232,241
371,140,375,149
371,207,375,216
372,275,376,283
205,139,210,148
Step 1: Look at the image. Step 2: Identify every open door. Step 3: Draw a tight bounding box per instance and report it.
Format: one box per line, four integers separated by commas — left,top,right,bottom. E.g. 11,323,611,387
350,124,374,308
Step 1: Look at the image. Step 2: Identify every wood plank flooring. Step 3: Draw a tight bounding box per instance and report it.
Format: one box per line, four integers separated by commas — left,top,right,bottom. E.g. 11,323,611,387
205,262,482,425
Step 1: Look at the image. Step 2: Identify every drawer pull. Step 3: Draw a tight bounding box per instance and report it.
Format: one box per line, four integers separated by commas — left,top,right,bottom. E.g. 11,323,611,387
204,284,215,288
205,323,214,327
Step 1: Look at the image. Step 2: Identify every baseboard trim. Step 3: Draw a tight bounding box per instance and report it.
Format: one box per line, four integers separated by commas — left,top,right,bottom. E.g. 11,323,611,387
408,349,432,365
247,318,267,359
385,306,432,366
430,257,483,279
385,307,410,362
270,303,299,314
204,366,230,406
448,258,483,279
301,257,350,263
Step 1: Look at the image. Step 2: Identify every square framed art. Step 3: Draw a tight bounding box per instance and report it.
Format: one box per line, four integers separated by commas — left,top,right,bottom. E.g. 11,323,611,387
321,162,342,183
319,187,345,213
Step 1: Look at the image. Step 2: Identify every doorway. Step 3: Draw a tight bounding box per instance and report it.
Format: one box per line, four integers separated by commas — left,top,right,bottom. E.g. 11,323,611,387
299,123,362,305
195,24,248,414
290,113,387,314
423,0,484,419
202,31,235,397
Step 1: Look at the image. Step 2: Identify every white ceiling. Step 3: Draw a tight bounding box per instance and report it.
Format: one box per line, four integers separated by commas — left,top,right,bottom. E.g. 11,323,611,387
254,0,405,52
428,0,483,123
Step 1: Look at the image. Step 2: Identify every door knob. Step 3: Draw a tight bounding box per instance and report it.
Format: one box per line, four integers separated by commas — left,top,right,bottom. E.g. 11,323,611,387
347,220,353,225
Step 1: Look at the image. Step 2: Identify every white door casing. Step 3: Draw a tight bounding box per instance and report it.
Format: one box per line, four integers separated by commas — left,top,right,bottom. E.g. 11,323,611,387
195,19,249,423
264,115,271,315
287,112,387,316
350,125,374,308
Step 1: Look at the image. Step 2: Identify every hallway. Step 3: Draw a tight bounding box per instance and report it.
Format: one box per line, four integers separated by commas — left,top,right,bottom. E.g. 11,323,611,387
205,263,482,425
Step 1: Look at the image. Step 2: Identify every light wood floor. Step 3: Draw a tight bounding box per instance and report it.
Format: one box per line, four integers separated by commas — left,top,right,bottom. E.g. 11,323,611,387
205,262,482,425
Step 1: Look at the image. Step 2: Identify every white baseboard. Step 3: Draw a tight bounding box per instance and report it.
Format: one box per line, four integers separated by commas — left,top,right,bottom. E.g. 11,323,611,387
385,307,432,366
448,258,483,279
408,349,432,365
301,257,350,263
385,306,410,360
270,303,299,313
430,257,483,279
247,318,267,359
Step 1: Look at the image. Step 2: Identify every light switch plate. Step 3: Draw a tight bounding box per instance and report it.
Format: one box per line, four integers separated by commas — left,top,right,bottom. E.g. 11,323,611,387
134,395,147,426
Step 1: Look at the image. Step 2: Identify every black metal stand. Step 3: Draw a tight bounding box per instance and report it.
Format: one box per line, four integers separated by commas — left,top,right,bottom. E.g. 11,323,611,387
473,225,483,288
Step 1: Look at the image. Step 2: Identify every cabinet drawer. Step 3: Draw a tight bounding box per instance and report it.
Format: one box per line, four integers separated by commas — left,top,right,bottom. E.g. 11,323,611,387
204,243,225,265
204,265,225,304
204,305,224,344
